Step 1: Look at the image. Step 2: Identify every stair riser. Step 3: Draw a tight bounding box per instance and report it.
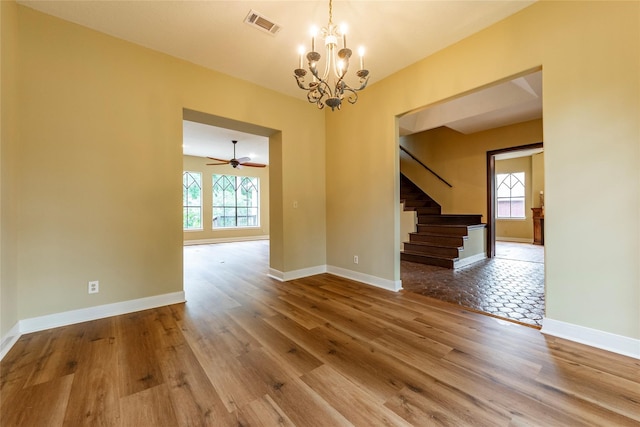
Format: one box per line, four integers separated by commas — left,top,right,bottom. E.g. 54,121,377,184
414,207,441,215
409,233,464,246
401,252,454,268
402,200,440,208
404,243,460,257
417,216,483,225
417,225,469,236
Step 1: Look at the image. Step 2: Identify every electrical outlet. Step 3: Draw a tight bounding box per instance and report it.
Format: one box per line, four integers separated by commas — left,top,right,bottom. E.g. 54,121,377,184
353,255,359,264
88,280,99,294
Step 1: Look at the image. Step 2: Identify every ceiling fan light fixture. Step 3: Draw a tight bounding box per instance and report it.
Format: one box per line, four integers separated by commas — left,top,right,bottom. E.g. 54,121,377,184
293,0,370,111
206,140,266,169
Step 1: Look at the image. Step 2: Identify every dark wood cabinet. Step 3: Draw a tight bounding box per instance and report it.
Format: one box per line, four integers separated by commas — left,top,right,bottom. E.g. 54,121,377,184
532,208,544,245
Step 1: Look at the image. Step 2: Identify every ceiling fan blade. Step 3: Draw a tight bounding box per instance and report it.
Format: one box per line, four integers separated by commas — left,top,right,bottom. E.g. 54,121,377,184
207,157,230,163
206,161,229,166
241,162,267,168
236,157,251,164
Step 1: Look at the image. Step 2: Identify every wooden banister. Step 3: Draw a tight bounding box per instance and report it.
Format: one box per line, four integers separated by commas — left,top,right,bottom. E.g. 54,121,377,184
399,145,453,188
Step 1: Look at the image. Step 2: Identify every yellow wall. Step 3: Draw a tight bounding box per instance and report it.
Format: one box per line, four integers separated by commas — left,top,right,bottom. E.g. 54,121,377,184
328,1,639,339
399,121,544,242
2,1,639,346
400,120,543,220
495,156,534,241
532,152,545,208
0,0,20,339
6,4,325,320
182,155,270,242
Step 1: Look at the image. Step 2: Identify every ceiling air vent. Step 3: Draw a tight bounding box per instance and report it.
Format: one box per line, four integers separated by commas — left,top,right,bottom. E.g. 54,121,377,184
244,10,282,36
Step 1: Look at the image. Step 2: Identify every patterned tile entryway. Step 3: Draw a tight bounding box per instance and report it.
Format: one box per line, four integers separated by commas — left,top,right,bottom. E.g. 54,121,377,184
401,242,545,328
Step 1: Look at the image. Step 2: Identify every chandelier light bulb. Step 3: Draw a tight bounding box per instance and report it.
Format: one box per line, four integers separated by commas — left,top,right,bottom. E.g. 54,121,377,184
310,26,318,52
298,45,305,69
340,23,348,47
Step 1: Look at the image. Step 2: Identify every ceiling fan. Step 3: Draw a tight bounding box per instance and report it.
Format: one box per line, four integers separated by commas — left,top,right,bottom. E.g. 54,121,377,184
206,140,266,169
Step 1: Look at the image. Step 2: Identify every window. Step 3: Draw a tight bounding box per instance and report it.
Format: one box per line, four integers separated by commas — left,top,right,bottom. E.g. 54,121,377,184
496,172,525,218
213,174,259,228
183,171,202,229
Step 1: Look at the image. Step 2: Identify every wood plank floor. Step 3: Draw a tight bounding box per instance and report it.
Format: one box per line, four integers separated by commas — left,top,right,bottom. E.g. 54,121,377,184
1,240,639,426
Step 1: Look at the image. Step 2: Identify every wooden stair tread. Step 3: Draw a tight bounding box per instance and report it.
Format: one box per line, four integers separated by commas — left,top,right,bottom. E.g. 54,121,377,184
402,250,458,259
411,231,468,237
416,224,486,231
418,223,471,228
401,173,483,269
404,241,463,250
419,214,481,218
401,251,457,268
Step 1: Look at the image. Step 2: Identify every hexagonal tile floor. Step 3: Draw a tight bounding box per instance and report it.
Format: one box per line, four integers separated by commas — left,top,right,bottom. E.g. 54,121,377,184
401,242,544,328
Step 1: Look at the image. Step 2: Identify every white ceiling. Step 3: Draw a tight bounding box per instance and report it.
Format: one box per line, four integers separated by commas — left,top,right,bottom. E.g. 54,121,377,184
183,120,269,163
399,70,542,136
18,0,541,161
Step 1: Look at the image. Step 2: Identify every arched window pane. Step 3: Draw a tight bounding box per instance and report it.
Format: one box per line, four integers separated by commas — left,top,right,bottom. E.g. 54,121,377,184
213,174,260,229
496,172,526,219
183,171,202,229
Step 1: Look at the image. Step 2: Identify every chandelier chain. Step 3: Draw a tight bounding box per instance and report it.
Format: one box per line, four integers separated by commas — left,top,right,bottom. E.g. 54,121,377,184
328,0,333,25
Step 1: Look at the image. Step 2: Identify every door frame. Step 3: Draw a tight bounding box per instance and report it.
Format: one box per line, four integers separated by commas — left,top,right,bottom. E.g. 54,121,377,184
486,142,544,257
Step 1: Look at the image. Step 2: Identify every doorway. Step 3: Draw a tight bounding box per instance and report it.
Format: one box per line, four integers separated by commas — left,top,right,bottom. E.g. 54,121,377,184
486,143,544,257
398,70,545,327
181,109,276,262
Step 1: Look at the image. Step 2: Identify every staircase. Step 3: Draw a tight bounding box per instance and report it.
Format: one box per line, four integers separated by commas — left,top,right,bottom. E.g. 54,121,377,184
400,174,485,268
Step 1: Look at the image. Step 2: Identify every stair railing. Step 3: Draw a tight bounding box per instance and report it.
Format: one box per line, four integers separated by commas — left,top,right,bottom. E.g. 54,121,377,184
399,145,453,188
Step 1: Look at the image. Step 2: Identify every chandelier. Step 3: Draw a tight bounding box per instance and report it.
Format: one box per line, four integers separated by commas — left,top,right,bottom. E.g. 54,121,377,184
294,0,370,111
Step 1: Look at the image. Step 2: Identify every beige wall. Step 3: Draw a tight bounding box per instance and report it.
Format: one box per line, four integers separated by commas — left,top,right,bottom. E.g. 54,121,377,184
328,1,639,339
532,152,545,208
1,0,20,339
182,155,270,242
495,156,534,241
399,121,544,242
400,120,543,220
2,1,639,346
5,4,325,321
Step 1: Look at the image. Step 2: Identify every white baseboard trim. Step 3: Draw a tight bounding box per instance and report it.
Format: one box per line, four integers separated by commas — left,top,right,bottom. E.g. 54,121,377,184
184,235,269,246
0,291,186,362
496,237,534,243
20,291,186,335
0,322,21,361
455,253,487,268
268,265,402,293
268,265,328,282
267,268,284,281
327,265,403,292
541,318,640,359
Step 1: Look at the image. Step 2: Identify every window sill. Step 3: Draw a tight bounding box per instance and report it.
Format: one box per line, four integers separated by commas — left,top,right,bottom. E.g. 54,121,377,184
212,226,262,231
